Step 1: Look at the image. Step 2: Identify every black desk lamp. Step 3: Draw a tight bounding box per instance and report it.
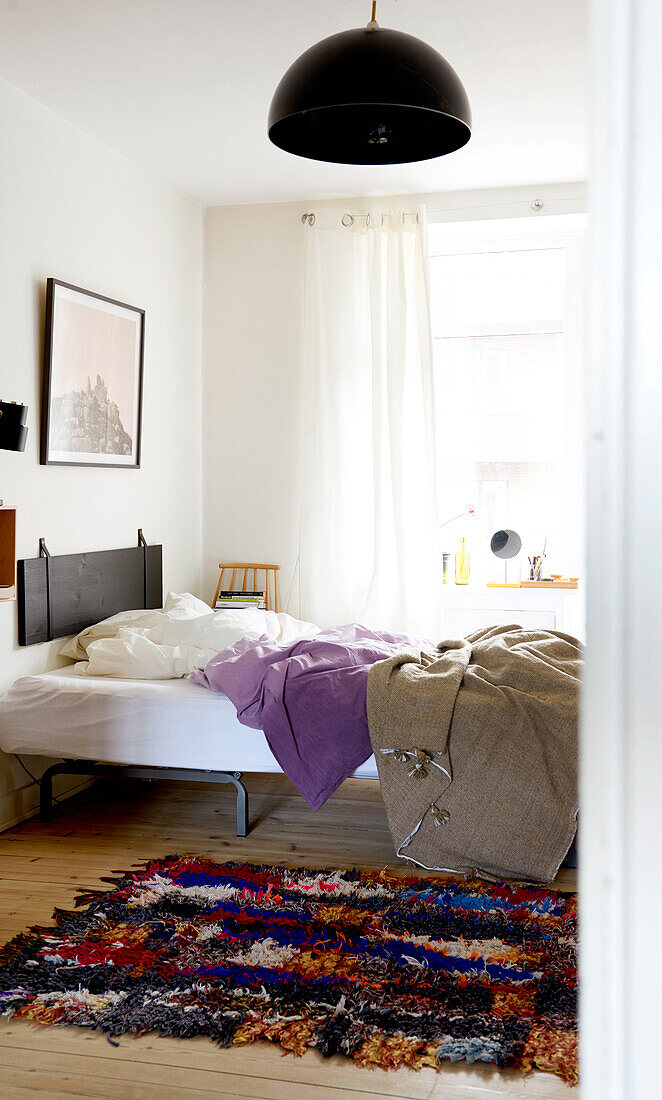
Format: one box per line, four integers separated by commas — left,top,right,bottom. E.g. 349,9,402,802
0,400,28,506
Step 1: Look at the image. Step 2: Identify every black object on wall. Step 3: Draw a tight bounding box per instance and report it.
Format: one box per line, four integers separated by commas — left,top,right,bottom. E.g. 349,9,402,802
0,401,28,453
17,531,162,646
268,3,471,165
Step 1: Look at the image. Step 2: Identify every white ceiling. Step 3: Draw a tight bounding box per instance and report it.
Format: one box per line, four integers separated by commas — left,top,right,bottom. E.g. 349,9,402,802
0,0,587,207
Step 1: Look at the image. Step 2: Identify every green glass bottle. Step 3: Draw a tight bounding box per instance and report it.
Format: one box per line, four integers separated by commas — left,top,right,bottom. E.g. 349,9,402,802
442,552,451,583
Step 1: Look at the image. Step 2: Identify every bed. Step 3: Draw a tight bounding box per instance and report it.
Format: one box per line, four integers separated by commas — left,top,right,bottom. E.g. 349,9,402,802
0,666,379,835
2,534,579,878
4,532,374,836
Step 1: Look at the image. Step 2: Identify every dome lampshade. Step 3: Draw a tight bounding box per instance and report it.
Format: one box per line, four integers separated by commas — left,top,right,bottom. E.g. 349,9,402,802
268,8,471,166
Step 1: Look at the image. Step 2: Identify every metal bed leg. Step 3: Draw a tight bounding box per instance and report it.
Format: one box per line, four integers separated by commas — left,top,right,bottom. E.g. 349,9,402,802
39,764,57,823
35,760,249,836
229,771,249,837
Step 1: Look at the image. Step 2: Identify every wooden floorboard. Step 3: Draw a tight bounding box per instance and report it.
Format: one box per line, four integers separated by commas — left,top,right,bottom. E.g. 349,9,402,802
0,775,576,1098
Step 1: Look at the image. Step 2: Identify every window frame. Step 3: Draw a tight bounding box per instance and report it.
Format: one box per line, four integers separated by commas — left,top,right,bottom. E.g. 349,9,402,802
427,213,588,579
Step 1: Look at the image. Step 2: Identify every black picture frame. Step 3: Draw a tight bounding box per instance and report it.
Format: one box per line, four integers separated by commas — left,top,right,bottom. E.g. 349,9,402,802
41,278,145,469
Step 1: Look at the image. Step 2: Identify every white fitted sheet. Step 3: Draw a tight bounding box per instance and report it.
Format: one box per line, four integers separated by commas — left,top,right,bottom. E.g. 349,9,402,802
0,666,379,779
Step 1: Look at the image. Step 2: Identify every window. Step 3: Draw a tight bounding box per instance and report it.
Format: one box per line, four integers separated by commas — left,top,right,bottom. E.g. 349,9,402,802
428,216,586,583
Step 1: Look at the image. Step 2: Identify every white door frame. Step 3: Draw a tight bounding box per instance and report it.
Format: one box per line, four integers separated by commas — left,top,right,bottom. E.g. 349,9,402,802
583,0,662,1096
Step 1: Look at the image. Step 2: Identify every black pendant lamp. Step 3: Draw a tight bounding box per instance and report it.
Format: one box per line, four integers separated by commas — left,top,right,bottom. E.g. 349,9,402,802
268,1,471,166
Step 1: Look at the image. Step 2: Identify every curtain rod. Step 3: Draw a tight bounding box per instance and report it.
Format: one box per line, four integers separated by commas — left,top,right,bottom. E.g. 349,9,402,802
300,197,585,227
300,211,419,227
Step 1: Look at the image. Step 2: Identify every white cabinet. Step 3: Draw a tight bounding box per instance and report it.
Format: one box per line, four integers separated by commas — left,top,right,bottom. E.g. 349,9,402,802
440,585,584,641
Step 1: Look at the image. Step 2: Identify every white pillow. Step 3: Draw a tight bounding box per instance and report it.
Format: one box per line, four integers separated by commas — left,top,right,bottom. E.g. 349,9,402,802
59,592,211,661
72,608,320,679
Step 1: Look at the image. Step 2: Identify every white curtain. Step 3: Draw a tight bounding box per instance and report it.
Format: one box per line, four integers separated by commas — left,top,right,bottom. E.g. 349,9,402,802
298,207,440,636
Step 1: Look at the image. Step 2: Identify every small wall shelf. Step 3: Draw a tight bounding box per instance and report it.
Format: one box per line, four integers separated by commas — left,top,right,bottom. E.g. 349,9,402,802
0,506,17,602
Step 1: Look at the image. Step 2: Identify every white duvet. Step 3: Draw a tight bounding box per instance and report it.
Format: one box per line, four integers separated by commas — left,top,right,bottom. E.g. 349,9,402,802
60,592,319,679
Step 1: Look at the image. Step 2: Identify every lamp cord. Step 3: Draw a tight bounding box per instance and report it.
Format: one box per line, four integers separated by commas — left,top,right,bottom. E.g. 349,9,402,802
14,754,63,804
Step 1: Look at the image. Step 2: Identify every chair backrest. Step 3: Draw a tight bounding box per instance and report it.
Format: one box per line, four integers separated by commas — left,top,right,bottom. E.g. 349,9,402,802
212,563,280,612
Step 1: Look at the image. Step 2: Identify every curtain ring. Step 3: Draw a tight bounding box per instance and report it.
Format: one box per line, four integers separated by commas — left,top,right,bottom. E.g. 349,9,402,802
365,212,371,228
301,213,315,225
341,214,354,227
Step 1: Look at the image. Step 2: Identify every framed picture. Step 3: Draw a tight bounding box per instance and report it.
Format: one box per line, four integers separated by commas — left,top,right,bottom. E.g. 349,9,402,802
41,279,145,468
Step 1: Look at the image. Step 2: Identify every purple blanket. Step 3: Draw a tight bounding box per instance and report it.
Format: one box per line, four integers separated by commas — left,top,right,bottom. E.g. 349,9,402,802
190,624,423,810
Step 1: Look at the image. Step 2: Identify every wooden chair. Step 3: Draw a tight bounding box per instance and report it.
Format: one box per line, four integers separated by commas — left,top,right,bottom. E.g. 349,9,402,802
212,563,280,612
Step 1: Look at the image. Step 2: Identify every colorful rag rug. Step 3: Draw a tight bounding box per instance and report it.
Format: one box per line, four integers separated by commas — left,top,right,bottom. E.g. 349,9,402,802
0,858,578,1085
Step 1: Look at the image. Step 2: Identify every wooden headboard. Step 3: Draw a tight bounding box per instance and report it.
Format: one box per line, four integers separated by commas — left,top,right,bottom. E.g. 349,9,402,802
17,531,162,646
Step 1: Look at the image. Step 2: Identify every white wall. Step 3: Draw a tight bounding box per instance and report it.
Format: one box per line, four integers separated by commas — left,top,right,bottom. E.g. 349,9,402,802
202,182,586,612
202,201,305,610
0,79,203,826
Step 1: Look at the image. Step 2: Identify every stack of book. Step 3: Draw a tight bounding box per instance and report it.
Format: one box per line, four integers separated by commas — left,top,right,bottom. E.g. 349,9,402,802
214,590,266,610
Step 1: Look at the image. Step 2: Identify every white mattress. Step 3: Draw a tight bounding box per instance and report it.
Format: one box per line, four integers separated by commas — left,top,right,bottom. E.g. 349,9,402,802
0,666,379,779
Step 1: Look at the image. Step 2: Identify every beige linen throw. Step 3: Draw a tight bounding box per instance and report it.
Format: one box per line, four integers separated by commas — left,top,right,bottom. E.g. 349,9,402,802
366,625,581,883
